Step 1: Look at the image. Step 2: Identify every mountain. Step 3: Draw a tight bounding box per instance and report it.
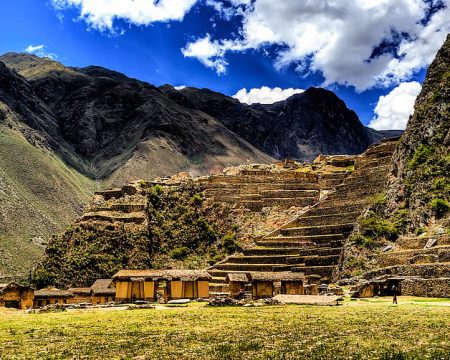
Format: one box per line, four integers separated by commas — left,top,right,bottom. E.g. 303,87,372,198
0,53,272,279
0,52,397,279
161,85,393,161
386,34,450,230
0,61,94,279
0,53,273,185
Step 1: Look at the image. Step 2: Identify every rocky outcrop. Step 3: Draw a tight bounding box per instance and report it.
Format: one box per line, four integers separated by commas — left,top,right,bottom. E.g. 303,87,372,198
386,34,450,230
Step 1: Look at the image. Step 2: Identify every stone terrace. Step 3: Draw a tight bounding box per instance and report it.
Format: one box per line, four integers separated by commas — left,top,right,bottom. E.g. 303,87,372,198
203,171,321,212
208,139,399,293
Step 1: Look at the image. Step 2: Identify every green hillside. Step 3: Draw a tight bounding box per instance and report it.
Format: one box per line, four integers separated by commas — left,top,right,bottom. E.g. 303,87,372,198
0,124,95,279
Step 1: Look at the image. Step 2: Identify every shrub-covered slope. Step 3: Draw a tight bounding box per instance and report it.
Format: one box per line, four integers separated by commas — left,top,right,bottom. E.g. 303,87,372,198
33,184,239,288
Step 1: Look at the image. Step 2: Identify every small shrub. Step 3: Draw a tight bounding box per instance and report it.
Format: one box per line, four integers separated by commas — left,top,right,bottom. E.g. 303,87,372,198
430,198,450,218
433,178,447,191
221,232,241,254
350,234,383,250
360,215,399,241
415,227,426,236
149,184,164,206
391,209,409,233
189,193,203,208
170,246,189,260
408,144,434,170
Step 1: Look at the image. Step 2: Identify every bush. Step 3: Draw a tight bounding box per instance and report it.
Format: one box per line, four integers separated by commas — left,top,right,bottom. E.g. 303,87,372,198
430,198,450,218
408,144,434,170
170,246,189,260
360,215,399,241
433,178,447,191
221,232,241,254
190,193,203,208
149,184,164,206
350,234,383,250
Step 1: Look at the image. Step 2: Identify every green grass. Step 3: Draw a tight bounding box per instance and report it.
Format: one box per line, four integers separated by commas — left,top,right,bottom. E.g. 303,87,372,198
0,125,95,278
1,298,449,359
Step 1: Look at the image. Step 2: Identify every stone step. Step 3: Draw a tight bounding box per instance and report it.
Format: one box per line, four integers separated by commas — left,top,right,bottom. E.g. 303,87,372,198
111,204,146,213
294,212,360,227
81,213,146,224
261,197,318,208
243,247,312,256
210,276,227,284
214,263,297,272
291,265,336,279
279,223,354,237
258,234,345,247
376,245,450,267
308,204,366,216
226,255,298,265
297,247,343,257
207,269,249,278
260,189,319,199
288,254,341,266
362,262,450,280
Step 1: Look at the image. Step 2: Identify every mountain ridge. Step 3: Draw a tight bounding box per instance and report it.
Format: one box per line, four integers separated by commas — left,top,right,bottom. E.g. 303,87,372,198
0,52,401,279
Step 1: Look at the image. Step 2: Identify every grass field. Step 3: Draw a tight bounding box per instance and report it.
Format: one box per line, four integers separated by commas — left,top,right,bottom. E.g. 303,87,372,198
1,297,449,359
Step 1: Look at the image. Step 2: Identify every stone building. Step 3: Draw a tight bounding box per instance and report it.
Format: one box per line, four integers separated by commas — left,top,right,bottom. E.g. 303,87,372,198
0,282,34,309
113,270,211,302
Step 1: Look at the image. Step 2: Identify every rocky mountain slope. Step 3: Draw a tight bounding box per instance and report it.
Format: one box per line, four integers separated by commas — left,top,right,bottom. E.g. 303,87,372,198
386,34,450,231
161,85,391,161
341,34,450,284
0,53,273,184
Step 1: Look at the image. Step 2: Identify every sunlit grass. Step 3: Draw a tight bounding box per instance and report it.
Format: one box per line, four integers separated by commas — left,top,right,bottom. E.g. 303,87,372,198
0,297,449,359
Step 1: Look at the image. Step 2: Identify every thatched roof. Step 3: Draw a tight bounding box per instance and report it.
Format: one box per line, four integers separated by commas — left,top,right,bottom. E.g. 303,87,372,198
34,288,73,298
91,279,116,295
113,269,212,281
250,272,306,282
68,287,92,295
225,273,249,283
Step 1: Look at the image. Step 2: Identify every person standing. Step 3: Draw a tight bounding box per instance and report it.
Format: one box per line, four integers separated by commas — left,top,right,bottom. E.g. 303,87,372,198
392,284,398,304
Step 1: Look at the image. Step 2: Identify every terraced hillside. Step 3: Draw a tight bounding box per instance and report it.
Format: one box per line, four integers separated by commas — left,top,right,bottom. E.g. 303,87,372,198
203,170,320,212
208,139,398,293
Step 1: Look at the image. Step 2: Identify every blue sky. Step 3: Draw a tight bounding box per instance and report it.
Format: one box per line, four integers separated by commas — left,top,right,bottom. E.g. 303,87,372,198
0,0,448,129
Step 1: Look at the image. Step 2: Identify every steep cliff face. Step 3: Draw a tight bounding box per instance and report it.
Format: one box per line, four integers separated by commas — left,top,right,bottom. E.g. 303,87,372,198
162,86,389,161
387,34,450,231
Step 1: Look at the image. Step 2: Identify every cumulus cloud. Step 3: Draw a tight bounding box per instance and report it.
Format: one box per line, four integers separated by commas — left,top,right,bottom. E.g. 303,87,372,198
51,0,198,32
24,45,58,59
368,81,422,130
185,0,450,90
233,86,305,104
174,85,186,90
181,34,244,74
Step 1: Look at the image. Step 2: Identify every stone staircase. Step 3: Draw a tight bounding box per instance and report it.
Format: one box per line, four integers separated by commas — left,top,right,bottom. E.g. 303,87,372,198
208,139,399,293
203,172,320,211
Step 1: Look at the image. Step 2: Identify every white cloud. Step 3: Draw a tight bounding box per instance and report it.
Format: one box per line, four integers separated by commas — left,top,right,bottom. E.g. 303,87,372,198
24,45,58,60
51,0,198,32
233,86,305,104
181,34,244,74
368,81,422,130
185,0,450,90
174,85,186,90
